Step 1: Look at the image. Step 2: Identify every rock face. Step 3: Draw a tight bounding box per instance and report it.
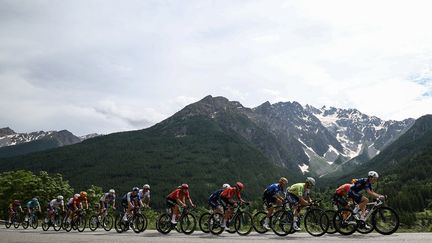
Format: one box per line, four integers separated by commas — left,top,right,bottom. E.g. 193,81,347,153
174,96,415,176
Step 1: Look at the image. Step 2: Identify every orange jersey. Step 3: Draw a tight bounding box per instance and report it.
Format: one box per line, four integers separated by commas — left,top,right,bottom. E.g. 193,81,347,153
167,188,190,201
335,183,352,196
220,187,241,201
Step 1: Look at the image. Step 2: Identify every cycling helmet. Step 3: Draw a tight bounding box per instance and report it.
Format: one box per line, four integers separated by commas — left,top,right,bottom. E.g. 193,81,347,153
368,171,379,178
132,187,139,192
74,193,80,198
143,184,150,189
306,177,316,186
80,191,87,198
57,195,64,201
236,182,244,190
279,177,288,184
32,197,38,202
109,189,115,194
222,183,230,189
181,184,189,189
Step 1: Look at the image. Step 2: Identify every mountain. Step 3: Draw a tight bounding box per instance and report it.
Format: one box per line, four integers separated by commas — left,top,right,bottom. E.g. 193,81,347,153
0,128,99,158
323,115,432,224
0,99,295,208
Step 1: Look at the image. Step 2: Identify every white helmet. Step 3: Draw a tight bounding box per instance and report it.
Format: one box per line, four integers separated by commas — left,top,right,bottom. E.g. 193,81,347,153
368,171,379,178
306,177,316,186
57,195,64,200
109,189,115,194
143,184,150,189
222,183,230,189
74,193,80,198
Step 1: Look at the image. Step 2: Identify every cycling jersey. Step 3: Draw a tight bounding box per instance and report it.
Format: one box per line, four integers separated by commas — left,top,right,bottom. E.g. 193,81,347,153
49,199,64,209
208,189,223,208
264,183,285,197
122,192,141,203
26,200,40,209
139,189,150,201
220,187,242,201
350,178,372,193
100,193,116,203
167,188,190,201
288,183,309,197
335,183,352,196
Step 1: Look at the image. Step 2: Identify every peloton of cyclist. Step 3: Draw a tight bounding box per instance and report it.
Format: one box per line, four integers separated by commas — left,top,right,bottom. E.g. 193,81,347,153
262,177,289,230
66,191,89,223
220,182,246,230
286,177,316,231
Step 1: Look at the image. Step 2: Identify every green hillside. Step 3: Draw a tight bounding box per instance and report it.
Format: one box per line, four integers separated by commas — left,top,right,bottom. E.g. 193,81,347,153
0,139,60,158
0,114,294,208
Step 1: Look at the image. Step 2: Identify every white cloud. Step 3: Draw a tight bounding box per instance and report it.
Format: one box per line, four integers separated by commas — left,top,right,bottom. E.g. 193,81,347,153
1,0,432,135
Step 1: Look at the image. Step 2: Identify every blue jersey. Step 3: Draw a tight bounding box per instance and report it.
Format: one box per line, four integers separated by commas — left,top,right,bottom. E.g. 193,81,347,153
350,178,372,193
26,200,40,209
264,183,284,197
122,192,141,203
209,189,223,202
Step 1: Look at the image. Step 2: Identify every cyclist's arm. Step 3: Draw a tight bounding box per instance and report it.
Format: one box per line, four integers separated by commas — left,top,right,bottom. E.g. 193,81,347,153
176,198,186,207
366,189,382,199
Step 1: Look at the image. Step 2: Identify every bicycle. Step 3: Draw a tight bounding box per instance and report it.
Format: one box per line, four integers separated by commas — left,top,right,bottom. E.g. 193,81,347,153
268,199,294,236
42,208,64,231
114,206,147,233
157,205,197,234
208,202,253,236
63,209,87,232
5,210,23,229
334,196,399,235
198,208,215,233
89,207,115,231
22,207,39,229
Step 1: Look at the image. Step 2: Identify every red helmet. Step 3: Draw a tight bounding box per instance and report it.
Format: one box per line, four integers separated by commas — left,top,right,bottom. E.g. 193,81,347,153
236,182,244,190
181,183,189,189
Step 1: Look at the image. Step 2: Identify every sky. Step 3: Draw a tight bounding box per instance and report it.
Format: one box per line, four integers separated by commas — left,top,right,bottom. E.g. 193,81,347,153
1,0,432,136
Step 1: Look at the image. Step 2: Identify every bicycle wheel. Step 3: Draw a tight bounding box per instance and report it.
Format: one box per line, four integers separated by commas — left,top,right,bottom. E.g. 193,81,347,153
63,218,72,232
252,211,268,234
198,212,211,233
53,214,63,231
333,208,357,235
325,210,337,234
30,215,38,229
304,208,328,237
13,215,20,229
132,214,146,233
234,211,253,236
42,218,50,231
373,206,399,235
5,216,12,229
102,215,114,231
156,213,172,234
357,212,374,234
208,212,224,235
180,213,196,235
22,216,29,229
114,215,125,233
89,215,99,231
270,210,293,236
76,216,86,232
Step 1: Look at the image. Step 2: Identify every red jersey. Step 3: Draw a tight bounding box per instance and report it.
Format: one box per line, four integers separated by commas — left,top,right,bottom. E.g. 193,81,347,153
72,196,87,206
220,187,242,201
167,188,190,201
335,183,352,196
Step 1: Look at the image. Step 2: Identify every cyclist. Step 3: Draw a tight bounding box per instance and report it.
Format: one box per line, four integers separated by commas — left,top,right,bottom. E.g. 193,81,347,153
262,177,289,230
220,182,246,230
208,184,230,215
99,189,116,219
287,177,316,231
348,171,384,222
66,191,89,223
121,187,143,221
333,183,353,209
139,184,151,208
25,198,41,221
8,200,23,223
47,196,64,225
166,184,195,224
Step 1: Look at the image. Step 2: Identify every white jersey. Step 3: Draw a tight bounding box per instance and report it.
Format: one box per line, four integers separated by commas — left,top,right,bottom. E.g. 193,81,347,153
100,193,116,203
50,199,64,208
139,189,150,200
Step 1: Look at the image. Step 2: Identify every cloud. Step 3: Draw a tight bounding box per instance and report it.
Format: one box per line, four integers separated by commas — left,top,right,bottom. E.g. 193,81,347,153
1,0,432,135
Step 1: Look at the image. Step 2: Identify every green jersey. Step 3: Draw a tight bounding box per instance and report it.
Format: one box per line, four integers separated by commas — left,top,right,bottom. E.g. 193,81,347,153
288,183,307,197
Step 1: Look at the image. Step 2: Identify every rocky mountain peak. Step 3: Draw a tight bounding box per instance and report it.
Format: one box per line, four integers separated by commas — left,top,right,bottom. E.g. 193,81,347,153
0,127,16,137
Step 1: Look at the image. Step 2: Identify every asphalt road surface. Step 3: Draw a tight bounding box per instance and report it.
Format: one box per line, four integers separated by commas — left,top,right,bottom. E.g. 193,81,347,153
1,229,432,243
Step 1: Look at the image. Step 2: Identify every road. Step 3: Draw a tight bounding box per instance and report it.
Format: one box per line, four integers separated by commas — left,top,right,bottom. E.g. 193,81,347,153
1,229,432,243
